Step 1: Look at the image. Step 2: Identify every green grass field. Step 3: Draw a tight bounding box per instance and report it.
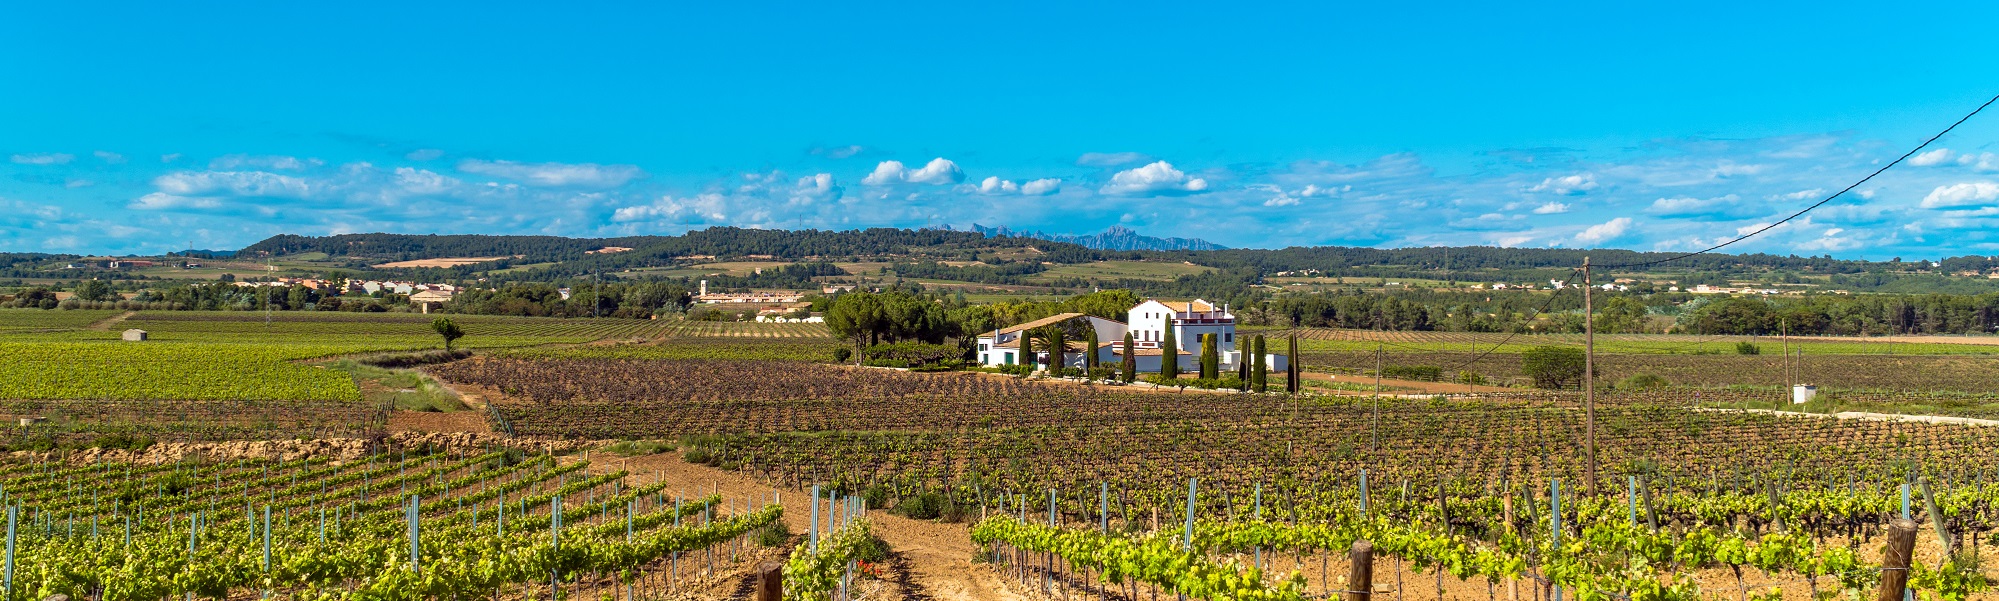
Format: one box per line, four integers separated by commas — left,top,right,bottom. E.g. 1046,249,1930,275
1027,260,1214,282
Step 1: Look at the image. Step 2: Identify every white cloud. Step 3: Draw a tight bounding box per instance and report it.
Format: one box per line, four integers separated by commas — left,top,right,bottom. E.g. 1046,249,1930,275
10,153,73,165
1019,178,1061,196
975,177,1019,195
65,179,93,189
1100,161,1209,196
152,170,312,199
1921,182,1999,209
160,153,182,163
861,158,964,185
391,167,459,196
611,193,729,222
1960,152,1999,171
1647,195,1737,217
457,159,645,188
209,154,320,170
1773,188,1825,201
790,173,842,204
1528,173,1597,195
1909,148,1955,167
93,151,126,164
1575,217,1632,244
131,193,222,209
1734,222,1773,236
405,148,445,161
1298,184,1346,197
1531,202,1570,214
1076,152,1150,167
810,145,866,159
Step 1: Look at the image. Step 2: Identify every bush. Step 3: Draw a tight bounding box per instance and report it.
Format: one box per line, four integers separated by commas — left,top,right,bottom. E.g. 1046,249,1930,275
1380,365,1442,382
1619,373,1669,390
680,448,714,465
1521,346,1589,389
602,439,675,456
1735,342,1761,355
754,520,792,547
861,341,963,367
1454,370,1488,386
832,347,853,363
891,491,948,520
361,349,471,368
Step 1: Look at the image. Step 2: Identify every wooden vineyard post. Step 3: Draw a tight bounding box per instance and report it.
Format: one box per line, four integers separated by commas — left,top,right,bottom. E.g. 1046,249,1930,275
1344,540,1373,601
1876,518,1917,601
755,560,783,601
1501,491,1517,601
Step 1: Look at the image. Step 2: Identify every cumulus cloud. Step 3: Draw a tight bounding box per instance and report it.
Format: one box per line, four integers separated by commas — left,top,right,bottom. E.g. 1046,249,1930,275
10,153,74,165
1528,173,1597,195
458,159,645,188
405,148,445,161
1019,178,1061,196
861,158,964,185
1921,182,1999,209
970,177,1062,196
1909,148,1955,167
790,173,842,204
611,193,729,222
1647,195,1737,217
93,151,126,164
152,170,313,199
1076,152,1150,167
1531,202,1570,214
209,154,321,170
1100,161,1209,196
1772,188,1825,201
1575,217,1632,244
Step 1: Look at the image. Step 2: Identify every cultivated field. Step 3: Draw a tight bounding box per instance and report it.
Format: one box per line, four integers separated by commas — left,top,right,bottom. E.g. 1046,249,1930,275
1,309,1995,599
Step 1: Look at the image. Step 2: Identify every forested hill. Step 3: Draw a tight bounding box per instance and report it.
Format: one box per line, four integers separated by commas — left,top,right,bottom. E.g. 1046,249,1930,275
239,228,1107,266
965,224,1227,251
240,227,1947,279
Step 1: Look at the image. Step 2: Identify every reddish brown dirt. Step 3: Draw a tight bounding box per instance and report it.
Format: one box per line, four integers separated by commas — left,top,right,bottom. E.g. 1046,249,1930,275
600,450,1031,601
386,410,489,433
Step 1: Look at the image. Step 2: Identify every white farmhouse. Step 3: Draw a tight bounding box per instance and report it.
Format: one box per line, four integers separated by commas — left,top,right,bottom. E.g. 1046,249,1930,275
975,312,1127,369
976,298,1288,374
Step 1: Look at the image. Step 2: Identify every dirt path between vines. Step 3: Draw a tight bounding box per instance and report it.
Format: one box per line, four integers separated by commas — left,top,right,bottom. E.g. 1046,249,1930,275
605,451,1031,601
86,310,137,331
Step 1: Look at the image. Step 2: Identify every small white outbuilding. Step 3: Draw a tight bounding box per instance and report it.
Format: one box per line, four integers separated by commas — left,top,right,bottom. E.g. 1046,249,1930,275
121,329,147,341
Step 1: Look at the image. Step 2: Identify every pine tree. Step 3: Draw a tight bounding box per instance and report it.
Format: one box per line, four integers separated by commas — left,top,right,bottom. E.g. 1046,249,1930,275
1252,335,1268,393
1085,327,1099,370
1121,332,1136,383
1200,333,1218,380
1159,319,1178,379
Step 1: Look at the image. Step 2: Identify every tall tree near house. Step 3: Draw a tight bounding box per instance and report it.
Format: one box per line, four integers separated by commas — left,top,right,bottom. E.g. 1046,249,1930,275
1253,335,1268,393
1084,326,1099,370
1286,334,1300,393
1121,332,1136,383
1045,327,1065,373
1199,333,1218,380
1159,317,1179,379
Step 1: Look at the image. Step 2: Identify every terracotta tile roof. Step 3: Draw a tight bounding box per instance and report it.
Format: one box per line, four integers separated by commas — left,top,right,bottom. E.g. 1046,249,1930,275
993,312,1086,336
1155,300,1217,313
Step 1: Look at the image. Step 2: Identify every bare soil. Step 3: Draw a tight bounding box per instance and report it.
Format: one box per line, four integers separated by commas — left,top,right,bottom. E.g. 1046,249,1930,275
602,450,1031,601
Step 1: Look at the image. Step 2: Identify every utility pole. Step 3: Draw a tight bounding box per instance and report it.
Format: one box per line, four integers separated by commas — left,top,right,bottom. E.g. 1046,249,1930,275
1582,256,1597,496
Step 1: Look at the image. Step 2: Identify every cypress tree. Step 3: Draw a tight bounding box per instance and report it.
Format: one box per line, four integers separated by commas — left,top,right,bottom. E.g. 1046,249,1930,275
1252,335,1268,393
1200,333,1218,380
1159,319,1178,379
1121,332,1136,383
1085,327,1099,370
1047,328,1065,373
1286,334,1300,393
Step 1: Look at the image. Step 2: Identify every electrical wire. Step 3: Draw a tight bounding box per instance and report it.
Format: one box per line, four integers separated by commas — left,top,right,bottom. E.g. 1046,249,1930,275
1599,92,1999,270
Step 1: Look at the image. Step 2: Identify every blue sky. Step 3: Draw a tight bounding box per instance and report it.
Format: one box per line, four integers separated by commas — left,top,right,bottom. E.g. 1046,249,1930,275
5,2,1999,259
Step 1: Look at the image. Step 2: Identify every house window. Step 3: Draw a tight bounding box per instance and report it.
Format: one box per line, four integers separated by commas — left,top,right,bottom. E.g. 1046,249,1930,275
1224,333,1232,343
1004,352,1015,365
979,343,988,351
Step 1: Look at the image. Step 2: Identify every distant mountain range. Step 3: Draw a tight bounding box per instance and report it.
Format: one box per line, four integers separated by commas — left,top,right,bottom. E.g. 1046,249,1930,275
960,225,1227,251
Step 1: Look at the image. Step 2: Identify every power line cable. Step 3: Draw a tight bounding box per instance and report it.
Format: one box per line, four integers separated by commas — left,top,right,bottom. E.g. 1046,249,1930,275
1600,92,1999,270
